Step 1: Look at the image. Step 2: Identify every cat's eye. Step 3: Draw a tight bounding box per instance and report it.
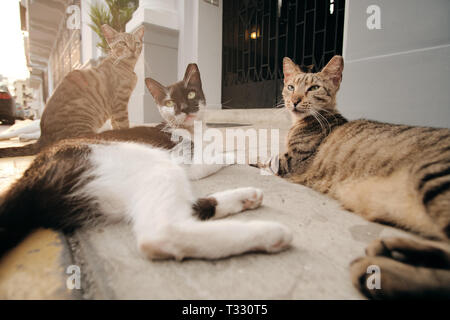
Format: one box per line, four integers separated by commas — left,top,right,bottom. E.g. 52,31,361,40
136,42,142,47
187,91,196,99
287,85,295,91
165,101,175,107
308,85,320,91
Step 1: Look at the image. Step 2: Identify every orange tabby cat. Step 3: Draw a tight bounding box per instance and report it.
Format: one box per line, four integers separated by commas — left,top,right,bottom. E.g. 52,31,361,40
0,24,144,158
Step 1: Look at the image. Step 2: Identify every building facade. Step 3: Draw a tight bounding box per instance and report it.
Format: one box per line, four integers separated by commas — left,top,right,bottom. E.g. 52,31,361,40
22,0,450,128
21,0,105,117
13,80,33,108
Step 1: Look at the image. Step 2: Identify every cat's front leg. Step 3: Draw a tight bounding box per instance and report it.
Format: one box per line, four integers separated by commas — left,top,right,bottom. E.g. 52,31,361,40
111,80,134,129
256,153,289,177
193,187,264,220
277,152,292,177
111,109,130,129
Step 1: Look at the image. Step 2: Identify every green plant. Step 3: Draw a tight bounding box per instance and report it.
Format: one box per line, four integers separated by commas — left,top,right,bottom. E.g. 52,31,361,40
89,0,139,53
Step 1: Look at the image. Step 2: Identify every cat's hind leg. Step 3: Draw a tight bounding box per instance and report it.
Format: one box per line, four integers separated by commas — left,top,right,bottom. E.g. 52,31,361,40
135,185,291,260
139,218,293,260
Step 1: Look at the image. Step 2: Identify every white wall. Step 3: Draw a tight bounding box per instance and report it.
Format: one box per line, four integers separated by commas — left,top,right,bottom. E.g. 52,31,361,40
81,0,105,65
339,0,450,128
126,0,179,124
125,0,223,123
197,0,223,109
178,0,222,109
177,0,198,78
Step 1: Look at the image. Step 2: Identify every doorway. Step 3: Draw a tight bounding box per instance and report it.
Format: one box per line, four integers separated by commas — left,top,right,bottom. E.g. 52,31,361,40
222,0,346,109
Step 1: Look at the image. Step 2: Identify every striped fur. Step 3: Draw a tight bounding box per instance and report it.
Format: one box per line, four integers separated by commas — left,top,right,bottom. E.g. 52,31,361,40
0,25,144,158
276,55,450,298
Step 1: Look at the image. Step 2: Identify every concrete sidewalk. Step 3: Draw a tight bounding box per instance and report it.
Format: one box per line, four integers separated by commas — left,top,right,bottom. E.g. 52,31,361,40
71,165,412,299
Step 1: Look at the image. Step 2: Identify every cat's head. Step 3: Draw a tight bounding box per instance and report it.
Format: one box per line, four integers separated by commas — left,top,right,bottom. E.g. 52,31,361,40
282,55,344,120
145,63,206,128
101,24,144,61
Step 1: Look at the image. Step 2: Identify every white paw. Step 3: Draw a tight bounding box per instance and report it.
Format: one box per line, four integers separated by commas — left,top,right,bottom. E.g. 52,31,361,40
211,187,264,218
253,221,293,253
225,187,263,211
239,187,263,210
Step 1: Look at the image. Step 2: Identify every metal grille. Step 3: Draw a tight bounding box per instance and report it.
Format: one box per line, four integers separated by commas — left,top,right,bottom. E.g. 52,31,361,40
222,0,346,109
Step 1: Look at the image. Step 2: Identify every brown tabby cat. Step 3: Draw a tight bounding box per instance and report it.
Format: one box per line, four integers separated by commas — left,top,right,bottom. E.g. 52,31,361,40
0,24,144,158
264,55,450,298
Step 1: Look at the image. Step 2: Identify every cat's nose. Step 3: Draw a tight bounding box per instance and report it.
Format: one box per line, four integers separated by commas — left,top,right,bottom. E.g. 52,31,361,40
293,98,302,107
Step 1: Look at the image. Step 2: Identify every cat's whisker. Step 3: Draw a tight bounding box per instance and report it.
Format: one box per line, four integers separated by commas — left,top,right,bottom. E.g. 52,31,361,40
310,109,326,134
314,110,331,134
273,98,285,108
314,106,338,125
317,111,331,134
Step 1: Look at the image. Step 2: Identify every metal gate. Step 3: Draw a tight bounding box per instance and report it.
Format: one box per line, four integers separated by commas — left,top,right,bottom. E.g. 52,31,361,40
222,0,346,109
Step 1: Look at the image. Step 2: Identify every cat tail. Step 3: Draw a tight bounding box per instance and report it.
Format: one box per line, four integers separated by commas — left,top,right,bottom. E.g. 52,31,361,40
0,143,98,258
0,141,41,158
0,190,36,258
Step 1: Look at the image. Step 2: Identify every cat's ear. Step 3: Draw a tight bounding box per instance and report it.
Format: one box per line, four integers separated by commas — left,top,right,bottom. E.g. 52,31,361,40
283,57,301,83
145,78,168,102
133,25,145,41
101,24,119,44
321,55,344,87
183,63,202,88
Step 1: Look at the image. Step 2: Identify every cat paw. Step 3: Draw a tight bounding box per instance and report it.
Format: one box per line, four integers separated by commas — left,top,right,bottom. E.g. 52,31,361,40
211,187,264,218
257,154,280,175
365,237,450,268
240,187,263,210
350,256,382,299
365,238,390,257
349,255,420,300
255,222,293,253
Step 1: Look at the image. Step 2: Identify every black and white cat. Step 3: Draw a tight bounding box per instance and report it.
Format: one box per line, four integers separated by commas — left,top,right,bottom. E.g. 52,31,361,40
0,64,293,260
